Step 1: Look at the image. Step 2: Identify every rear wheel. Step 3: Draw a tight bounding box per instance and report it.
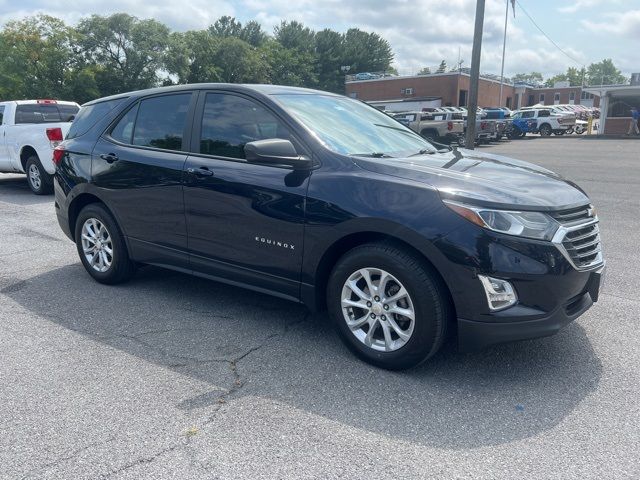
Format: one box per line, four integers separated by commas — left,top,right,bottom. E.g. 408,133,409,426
25,156,53,195
539,124,552,136
75,204,136,284
327,242,450,370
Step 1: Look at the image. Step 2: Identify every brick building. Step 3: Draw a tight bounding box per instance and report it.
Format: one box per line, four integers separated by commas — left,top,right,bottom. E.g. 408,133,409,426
345,72,599,110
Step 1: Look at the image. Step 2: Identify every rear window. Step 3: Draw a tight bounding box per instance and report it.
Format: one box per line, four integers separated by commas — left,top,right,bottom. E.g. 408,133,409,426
67,98,126,140
15,103,80,124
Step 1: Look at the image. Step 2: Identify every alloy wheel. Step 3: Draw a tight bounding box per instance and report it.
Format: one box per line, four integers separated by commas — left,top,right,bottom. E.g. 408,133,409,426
28,164,41,191
341,267,415,352
80,218,113,273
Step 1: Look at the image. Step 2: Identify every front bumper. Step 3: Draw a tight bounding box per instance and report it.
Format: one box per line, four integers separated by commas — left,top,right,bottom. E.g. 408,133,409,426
457,263,605,351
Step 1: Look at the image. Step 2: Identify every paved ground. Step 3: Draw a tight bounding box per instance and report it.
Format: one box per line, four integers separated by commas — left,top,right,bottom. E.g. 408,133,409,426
1,136,638,479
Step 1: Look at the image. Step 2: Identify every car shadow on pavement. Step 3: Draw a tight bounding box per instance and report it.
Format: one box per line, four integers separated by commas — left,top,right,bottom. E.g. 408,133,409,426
0,175,54,206
5,263,603,450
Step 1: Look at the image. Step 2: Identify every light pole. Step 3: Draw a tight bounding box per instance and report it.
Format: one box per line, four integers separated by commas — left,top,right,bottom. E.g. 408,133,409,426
465,0,486,149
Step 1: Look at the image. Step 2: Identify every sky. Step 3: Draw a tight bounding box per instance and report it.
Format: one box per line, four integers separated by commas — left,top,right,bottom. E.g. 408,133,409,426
1,0,638,79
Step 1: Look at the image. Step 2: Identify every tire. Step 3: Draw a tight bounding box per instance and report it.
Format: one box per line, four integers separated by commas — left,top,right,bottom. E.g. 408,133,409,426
421,129,439,143
539,124,552,136
554,130,565,136
74,203,136,285
327,242,451,370
508,127,521,139
566,127,574,135
25,155,53,195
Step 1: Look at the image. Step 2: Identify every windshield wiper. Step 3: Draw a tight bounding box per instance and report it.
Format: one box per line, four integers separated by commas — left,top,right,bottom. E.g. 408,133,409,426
350,152,394,158
408,149,437,157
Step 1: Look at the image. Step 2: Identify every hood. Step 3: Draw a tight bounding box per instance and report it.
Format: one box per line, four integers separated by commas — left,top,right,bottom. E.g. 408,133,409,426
353,148,589,211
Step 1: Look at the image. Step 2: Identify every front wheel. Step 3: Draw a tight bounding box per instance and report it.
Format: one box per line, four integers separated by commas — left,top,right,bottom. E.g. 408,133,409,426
75,204,136,285
327,243,451,370
25,156,53,195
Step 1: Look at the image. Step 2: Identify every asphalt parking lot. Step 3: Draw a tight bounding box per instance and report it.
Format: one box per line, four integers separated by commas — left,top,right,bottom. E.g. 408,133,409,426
1,136,638,479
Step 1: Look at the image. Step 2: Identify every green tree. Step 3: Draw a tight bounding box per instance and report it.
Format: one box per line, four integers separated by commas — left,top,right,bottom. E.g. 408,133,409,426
211,37,269,83
209,16,242,38
436,60,447,73
0,15,77,99
586,59,626,86
165,30,220,84
274,20,315,52
544,67,586,87
314,28,345,92
418,66,431,75
240,20,268,47
342,28,393,74
262,39,317,87
76,13,170,95
511,72,544,85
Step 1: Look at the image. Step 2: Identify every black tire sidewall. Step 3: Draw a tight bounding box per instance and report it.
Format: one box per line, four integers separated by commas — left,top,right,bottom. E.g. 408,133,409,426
327,244,447,370
25,156,52,195
74,204,134,285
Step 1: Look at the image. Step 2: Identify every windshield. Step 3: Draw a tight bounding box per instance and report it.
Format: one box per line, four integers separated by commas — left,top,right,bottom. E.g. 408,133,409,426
274,94,435,157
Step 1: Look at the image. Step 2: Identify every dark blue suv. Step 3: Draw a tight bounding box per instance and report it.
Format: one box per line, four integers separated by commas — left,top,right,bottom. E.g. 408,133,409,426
53,84,605,369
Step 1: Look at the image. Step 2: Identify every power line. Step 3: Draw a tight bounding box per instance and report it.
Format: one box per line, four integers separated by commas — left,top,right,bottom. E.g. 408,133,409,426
515,0,584,67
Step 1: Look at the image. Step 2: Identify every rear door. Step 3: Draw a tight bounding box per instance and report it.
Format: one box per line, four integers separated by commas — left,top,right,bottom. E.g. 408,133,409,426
92,92,197,268
0,105,9,170
182,91,310,300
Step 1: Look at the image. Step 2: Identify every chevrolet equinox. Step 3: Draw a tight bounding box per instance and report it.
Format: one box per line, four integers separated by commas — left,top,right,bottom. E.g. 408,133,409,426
54,84,605,369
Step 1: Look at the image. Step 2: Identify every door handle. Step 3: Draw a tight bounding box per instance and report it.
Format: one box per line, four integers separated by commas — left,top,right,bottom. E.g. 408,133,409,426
187,167,214,177
100,153,119,163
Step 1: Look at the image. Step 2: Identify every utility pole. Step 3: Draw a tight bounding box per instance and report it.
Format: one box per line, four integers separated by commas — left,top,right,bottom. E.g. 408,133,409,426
498,0,509,106
465,0,486,149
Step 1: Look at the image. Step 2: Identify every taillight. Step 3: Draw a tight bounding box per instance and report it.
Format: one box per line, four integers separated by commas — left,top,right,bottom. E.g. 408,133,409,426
46,127,63,142
447,121,453,131
37,99,58,104
52,146,65,166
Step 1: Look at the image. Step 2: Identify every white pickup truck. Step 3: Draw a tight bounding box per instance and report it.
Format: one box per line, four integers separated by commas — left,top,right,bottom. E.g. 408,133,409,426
0,100,80,194
517,107,575,136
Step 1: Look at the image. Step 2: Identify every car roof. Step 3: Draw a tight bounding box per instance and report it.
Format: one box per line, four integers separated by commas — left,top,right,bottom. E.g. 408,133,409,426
83,83,341,107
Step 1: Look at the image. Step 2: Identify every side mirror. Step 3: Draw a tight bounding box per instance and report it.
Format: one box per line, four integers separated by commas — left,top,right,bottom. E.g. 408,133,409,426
244,139,312,170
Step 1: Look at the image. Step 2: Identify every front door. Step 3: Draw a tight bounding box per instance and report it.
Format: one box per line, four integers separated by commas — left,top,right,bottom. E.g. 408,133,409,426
92,92,196,268
183,91,310,300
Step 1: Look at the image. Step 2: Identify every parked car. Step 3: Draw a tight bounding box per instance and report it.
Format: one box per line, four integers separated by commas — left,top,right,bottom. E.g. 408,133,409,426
54,84,605,370
354,72,379,80
0,99,80,194
517,108,574,136
393,111,464,144
508,111,538,138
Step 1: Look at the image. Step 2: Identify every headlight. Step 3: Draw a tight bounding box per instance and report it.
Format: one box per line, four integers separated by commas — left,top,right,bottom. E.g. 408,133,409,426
443,200,559,241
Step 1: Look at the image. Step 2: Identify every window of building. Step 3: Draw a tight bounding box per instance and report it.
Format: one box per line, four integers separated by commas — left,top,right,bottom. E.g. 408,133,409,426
581,91,594,100
200,93,292,159
539,93,545,103
570,91,575,101
554,92,560,103
348,92,358,99
459,89,468,106
528,94,535,106
607,96,640,117
132,93,192,151
401,88,414,95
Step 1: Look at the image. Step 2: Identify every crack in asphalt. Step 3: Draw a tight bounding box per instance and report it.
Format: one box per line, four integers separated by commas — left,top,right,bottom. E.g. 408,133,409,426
20,437,117,479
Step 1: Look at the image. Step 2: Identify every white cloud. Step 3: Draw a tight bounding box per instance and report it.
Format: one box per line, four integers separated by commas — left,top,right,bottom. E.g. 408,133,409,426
582,10,640,39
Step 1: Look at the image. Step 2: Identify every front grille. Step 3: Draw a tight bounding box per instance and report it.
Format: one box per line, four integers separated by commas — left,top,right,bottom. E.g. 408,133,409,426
550,205,593,226
551,205,603,270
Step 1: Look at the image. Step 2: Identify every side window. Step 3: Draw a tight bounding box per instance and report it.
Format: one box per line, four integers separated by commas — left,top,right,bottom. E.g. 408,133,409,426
132,94,191,151
539,110,550,117
0,106,4,125
522,111,534,118
200,93,292,159
68,98,126,139
110,104,139,144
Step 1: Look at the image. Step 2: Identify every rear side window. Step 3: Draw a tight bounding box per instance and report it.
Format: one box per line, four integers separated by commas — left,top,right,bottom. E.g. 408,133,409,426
110,104,139,144
200,93,291,159
132,94,191,151
68,98,126,139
